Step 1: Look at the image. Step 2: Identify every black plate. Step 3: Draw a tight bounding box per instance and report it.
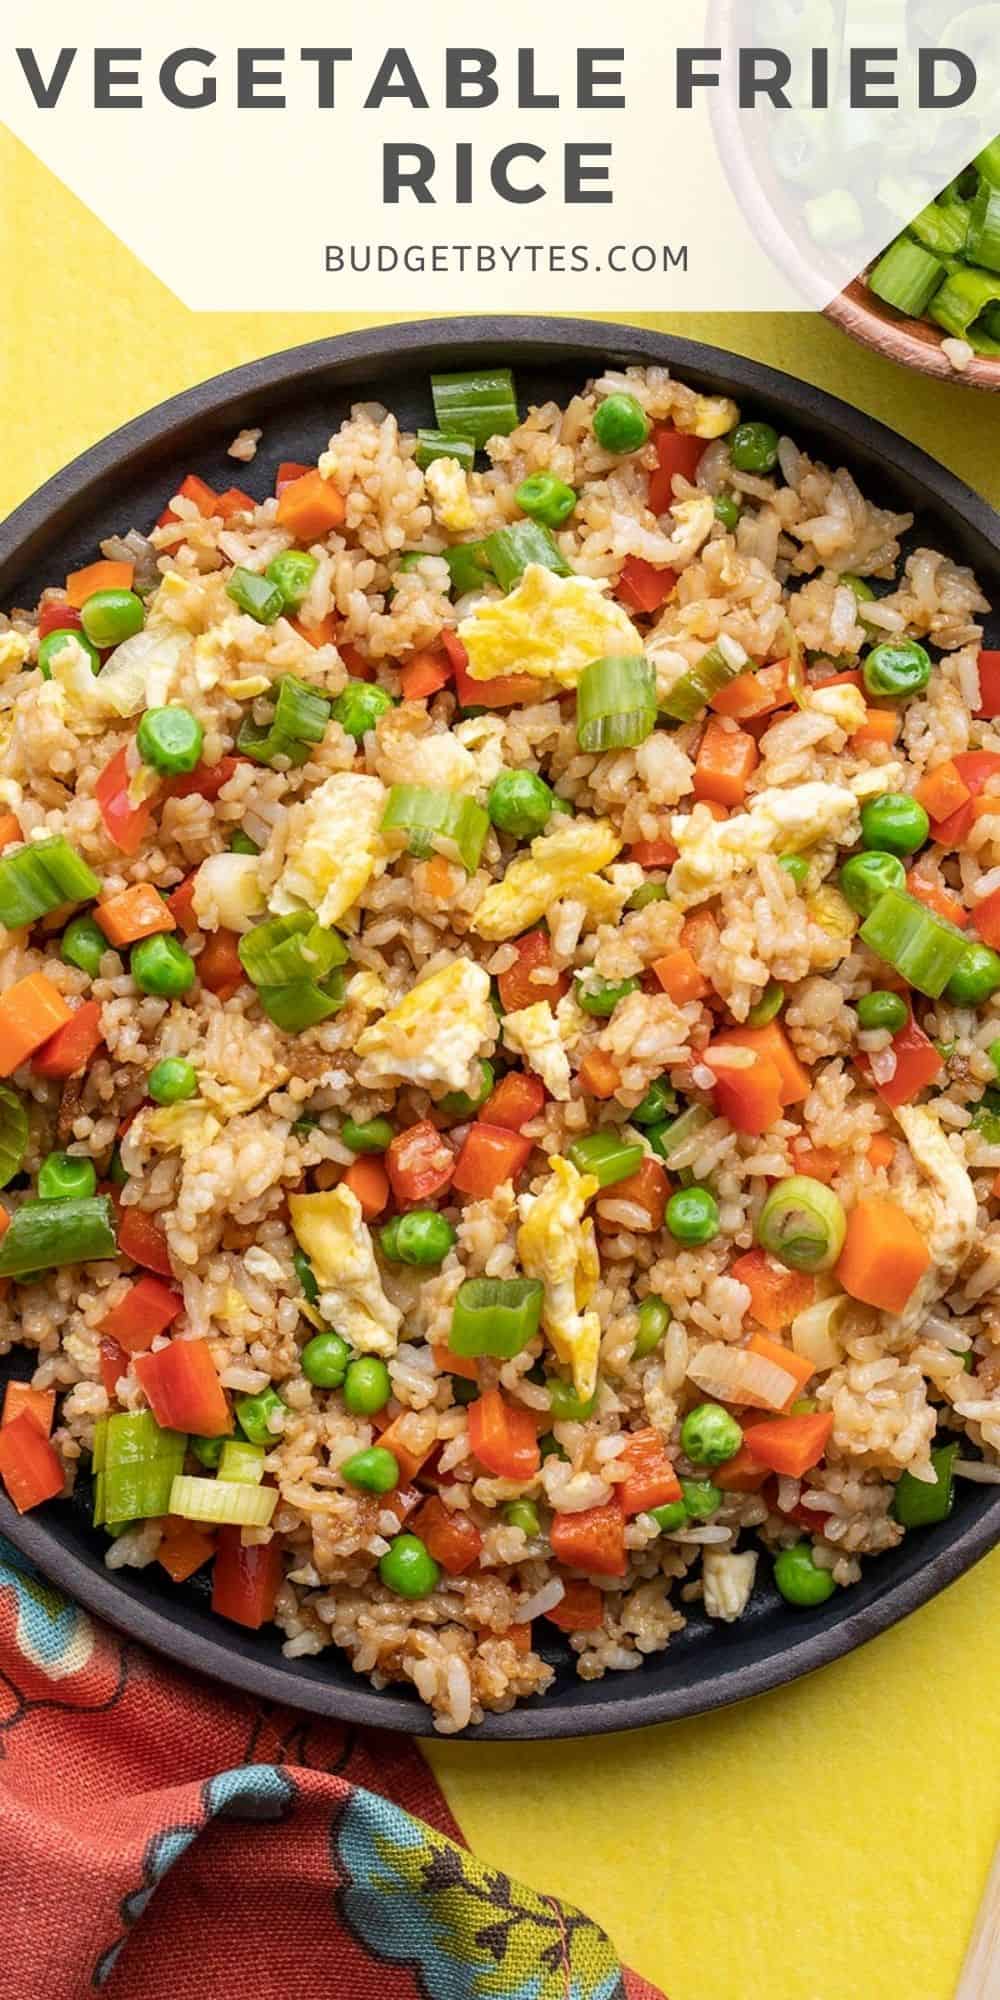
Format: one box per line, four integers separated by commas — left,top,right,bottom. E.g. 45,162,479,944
1,317,998,1740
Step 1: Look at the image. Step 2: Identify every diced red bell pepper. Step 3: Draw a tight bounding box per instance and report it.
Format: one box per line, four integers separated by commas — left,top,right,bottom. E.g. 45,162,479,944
166,873,199,932
96,746,154,856
339,641,375,681
931,750,1000,846
411,1494,484,1575
482,1070,546,1130
906,872,968,928
974,885,1000,951
648,425,707,513
862,1015,942,1108
133,1337,231,1436
275,461,314,496
744,1411,833,1478
197,929,245,1000
496,928,569,1013
597,1157,669,1232
628,838,678,868
975,651,1000,719
467,1387,540,1481
399,650,453,701
0,1411,65,1513
2,1382,56,1435
385,1121,455,1207
452,1122,533,1199
543,1579,606,1632
157,473,220,527
615,1428,682,1517
615,556,676,615
442,628,542,708
164,756,240,802
116,1204,174,1278
211,1526,283,1629
708,1052,784,1136
37,602,83,640
31,999,103,1080
550,1500,627,1578
101,1274,183,1355
158,1518,217,1583
99,1335,128,1401
215,488,255,521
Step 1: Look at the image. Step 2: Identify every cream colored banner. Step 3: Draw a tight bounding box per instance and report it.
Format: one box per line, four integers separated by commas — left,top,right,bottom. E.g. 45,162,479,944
1,1,997,312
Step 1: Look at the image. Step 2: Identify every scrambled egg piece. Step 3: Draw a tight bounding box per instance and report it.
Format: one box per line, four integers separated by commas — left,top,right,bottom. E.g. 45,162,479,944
458,564,642,688
288,1186,401,1356
356,958,497,1095
809,682,868,735
892,1105,978,1331
375,707,478,795
139,1103,223,1159
517,1156,602,1399
662,494,716,568
0,631,29,679
669,782,859,910
453,715,507,799
702,1549,758,1622
503,1002,572,1101
474,816,622,941
268,772,390,929
675,393,740,440
193,853,265,933
424,456,476,532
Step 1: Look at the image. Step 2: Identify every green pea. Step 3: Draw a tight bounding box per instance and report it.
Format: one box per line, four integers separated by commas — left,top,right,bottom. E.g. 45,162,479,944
438,1059,495,1120
488,770,554,840
574,973,640,1018
634,1295,669,1357
626,881,668,912
839,848,906,916
265,550,319,612
293,1245,319,1303
130,934,196,998
137,706,205,777
649,1499,688,1532
860,793,929,857
632,1078,678,1127
386,1210,456,1269
680,1477,722,1520
714,493,742,530
61,913,107,977
515,472,578,528
593,393,650,454
340,1445,399,1494
378,1532,440,1599
229,829,260,855
747,979,784,1028
333,681,394,740
80,588,145,648
988,1038,1000,1075
666,1186,720,1246
778,854,810,889
503,1499,541,1536
38,628,101,679
856,990,908,1033
37,1150,97,1201
862,640,931,701
773,1542,836,1607
147,1057,198,1105
343,1356,392,1416
546,1378,598,1422
341,1116,394,1154
235,1386,286,1446
680,1401,743,1466
301,1329,350,1387
191,1435,225,1469
945,943,1000,1007
730,421,780,474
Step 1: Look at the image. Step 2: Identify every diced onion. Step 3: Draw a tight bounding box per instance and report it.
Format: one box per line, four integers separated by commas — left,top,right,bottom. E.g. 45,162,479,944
686,1340,799,1411
791,1293,849,1371
192,853,266,933
96,629,189,717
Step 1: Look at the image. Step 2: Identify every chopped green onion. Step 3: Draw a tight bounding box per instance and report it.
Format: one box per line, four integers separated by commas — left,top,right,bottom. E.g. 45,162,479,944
868,237,945,317
414,430,476,473
229,830,260,856
627,882,668,912
659,642,745,724
892,1442,958,1528
483,521,572,592
0,1195,116,1276
574,973,640,1018
0,835,100,929
94,1411,186,1527
910,200,971,258
258,971,346,1032
576,655,657,752
381,785,488,872
237,676,332,767
516,472,577,528
0,1086,28,1189
929,266,1000,356
976,138,1000,189
632,1078,677,1127
859,888,968,999
449,1276,544,1358
649,1104,712,1165
967,182,1000,276
226,566,285,625
168,1474,277,1528
190,1434,225,1469
443,541,494,597
566,1130,644,1187
748,979,785,1027
217,1439,266,1484
431,368,518,448
239,913,347,988
757,1176,847,1273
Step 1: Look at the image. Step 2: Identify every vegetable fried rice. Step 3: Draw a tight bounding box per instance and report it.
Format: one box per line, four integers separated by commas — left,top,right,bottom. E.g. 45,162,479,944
0,358,998,1732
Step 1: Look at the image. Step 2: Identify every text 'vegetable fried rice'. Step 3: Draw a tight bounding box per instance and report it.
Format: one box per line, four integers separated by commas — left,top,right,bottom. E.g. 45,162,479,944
0,358,997,1732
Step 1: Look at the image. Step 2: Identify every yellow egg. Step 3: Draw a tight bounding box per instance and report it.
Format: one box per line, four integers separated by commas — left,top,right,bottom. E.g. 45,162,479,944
268,771,390,929
356,959,498,1095
458,563,642,688
517,1156,602,1400
288,1186,401,1356
473,816,622,941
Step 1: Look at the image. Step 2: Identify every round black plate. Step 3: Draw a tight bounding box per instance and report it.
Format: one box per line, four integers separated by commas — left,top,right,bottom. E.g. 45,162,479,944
1,317,998,1740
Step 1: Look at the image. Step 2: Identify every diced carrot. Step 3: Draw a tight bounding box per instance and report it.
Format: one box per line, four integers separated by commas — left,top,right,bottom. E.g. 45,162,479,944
931,750,1000,846
37,603,82,640
814,668,864,691
276,461,314,495
851,706,899,750
543,1579,605,1632
598,1157,669,1232
790,1137,839,1185
975,650,1000,719
863,1016,942,1108
713,1441,771,1492
694,717,758,809
744,1411,834,1478
95,746,153,857
467,1388,540,1481
452,1122,533,1199
915,760,971,824
906,873,968,928
96,884,176,948
615,1427,682,1517
577,1048,622,1099
627,838,678,868
341,1156,390,1220
0,973,73,1077
99,1336,128,1401
101,1274,183,1355
134,1337,231,1436
164,756,240,802
423,854,458,900
615,556,676,615
66,559,133,609
504,1622,533,1653
215,487,255,520
432,1342,479,1382
710,660,792,721
648,425,706,512
973,884,1000,950
731,1248,815,1333
866,1133,895,1171
710,1021,810,1107
377,1412,438,1484
993,1171,1000,1200
117,1204,173,1278
0,1411,64,1512
651,947,711,1005
443,629,542,708
275,468,346,542
411,1494,483,1575
197,930,244,1000
0,813,23,849
399,649,452,701
385,1121,455,1207
291,613,339,649
2,1382,55,1436
158,1519,217,1583
496,928,569,1013
31,998,103,1080
551,1501,627,1578
746,1330,815,1409
836,1196,931,1314
706,1047,783,1137
211,1528,282,1630
483,1070,546,1130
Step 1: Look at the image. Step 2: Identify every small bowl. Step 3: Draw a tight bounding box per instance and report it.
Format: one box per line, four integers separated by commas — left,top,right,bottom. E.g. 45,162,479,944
825,278,1000,392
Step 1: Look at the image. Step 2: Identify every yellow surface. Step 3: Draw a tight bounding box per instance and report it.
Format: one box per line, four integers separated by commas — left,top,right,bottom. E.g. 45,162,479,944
3,122,1000,2000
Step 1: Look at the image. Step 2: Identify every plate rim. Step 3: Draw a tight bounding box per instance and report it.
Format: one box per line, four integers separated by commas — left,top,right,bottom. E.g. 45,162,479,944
1,313,998,1741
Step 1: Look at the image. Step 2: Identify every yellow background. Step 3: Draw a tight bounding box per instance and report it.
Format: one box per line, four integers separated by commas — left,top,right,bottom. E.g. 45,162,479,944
3,125,999,2000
